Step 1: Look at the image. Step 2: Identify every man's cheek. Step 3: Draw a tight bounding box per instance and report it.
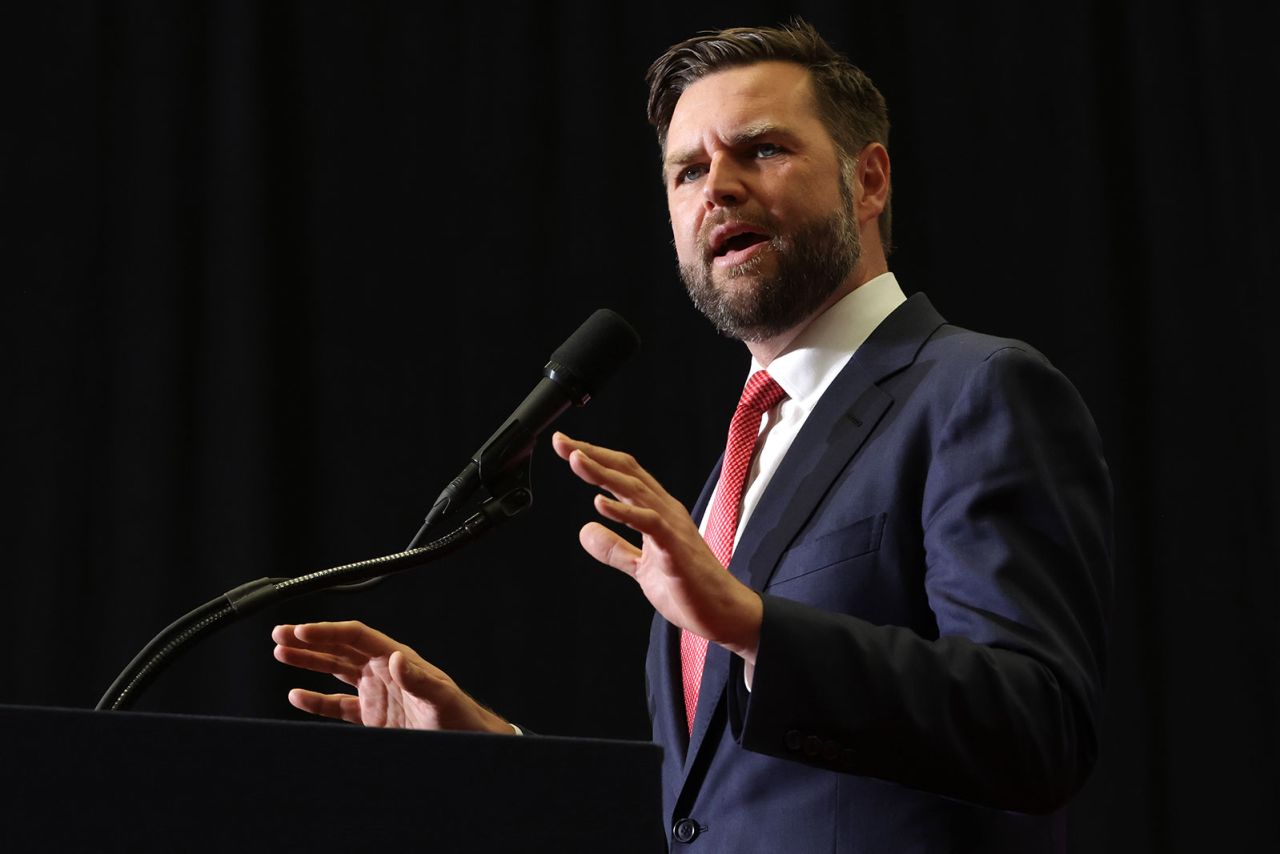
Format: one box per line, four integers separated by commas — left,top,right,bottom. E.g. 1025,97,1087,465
674,236,700,267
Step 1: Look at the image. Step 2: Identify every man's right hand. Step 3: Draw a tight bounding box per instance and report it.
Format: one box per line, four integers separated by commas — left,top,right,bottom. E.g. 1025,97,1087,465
272,621,514,734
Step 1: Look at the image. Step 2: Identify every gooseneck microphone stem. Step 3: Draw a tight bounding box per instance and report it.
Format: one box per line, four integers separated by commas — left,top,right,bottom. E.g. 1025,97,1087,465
96,489,515,713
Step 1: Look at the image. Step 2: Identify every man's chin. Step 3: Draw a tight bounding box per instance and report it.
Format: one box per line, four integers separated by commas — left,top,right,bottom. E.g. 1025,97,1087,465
689,289,793,342
681,260,808,341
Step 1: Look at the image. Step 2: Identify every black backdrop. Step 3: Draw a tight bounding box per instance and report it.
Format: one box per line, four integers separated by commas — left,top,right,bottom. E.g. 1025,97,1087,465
3,2,1277,851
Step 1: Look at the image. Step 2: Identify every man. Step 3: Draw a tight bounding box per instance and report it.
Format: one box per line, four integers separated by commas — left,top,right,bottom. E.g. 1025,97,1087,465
273,21,1112,851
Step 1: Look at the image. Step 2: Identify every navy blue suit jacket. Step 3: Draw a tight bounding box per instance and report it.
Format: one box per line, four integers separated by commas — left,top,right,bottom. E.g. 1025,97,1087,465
647,294,1112,852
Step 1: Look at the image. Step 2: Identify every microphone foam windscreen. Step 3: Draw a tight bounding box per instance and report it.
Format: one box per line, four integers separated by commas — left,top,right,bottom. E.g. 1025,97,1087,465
549,309,641,394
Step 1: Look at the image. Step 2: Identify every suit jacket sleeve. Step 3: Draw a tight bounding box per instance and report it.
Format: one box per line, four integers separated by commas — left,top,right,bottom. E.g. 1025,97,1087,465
727,344,1113,814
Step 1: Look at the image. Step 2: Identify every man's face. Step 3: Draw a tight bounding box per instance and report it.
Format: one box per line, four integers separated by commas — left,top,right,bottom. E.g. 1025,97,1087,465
664,61,860,342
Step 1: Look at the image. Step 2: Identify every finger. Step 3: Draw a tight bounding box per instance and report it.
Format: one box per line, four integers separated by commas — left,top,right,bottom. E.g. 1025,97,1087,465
568,450,652,506
578,521,642,574
275,624,350,655
273,624,310,647
551,431,577,461
273,625,373,670
389,650,453,703
552,430,614,460
293,621,403,658
287,688,363,724
552,431,619,461
273,644,361,686
594,493,666,537
555,432,665,493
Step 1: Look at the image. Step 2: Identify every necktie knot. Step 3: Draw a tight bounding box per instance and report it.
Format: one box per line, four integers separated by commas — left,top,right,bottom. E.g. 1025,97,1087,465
737,370,788,417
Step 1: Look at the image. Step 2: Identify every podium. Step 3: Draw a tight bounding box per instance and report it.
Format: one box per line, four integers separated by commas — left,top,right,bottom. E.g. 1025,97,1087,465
0,704,665,853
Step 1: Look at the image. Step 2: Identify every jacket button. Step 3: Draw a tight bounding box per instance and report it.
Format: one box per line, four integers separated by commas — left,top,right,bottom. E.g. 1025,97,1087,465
784,730,802,751
804,735,822,756
673,818,700,843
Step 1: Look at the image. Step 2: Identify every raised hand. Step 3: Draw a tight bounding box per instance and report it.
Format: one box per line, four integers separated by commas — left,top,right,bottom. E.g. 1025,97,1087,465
551,431,762,663
272,621,513,733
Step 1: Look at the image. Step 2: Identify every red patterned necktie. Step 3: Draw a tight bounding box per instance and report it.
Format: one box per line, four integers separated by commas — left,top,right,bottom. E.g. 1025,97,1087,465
681,370,788,735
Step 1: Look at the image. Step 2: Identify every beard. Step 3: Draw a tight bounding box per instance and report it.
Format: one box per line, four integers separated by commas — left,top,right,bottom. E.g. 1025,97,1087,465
679,200,860,342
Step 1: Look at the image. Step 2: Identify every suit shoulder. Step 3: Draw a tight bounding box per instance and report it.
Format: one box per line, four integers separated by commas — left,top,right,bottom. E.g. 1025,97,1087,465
920,322,1049,369
895,322,1093,425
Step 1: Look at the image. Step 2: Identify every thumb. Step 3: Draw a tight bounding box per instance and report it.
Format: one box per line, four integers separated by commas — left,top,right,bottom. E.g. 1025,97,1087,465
579,521,641,575
389,650,441,701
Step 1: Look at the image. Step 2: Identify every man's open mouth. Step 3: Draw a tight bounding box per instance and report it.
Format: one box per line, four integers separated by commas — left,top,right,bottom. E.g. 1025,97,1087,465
714,231,770,257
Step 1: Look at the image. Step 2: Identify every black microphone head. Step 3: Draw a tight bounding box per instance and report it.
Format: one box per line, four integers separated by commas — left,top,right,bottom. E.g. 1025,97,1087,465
545,309,641,403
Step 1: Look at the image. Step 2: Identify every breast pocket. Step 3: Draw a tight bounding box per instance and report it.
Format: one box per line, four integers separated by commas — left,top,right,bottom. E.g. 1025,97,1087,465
766,512,886,590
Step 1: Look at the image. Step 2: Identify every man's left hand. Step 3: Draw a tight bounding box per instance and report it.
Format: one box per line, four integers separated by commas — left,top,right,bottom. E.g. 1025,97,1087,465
552,431,762,664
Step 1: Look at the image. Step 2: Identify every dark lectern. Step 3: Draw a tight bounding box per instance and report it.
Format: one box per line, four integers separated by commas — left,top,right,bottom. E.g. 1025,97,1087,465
0,704,664,853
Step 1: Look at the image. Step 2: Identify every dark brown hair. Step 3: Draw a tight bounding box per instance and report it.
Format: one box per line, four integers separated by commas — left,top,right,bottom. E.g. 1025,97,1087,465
646,19,892,252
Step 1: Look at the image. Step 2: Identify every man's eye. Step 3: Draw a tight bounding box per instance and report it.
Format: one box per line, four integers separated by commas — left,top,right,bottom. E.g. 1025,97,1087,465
678,165,707,184
755,143,783,158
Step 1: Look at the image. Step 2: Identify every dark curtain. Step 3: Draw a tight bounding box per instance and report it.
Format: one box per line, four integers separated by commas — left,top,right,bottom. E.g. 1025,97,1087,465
3,2,1276,851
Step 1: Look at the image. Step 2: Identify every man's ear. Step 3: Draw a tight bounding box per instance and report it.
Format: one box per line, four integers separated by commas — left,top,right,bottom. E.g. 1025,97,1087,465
855,142,890,226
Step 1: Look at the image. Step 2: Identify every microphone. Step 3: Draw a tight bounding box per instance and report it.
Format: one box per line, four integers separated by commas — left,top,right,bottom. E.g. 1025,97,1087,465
409,309,640,547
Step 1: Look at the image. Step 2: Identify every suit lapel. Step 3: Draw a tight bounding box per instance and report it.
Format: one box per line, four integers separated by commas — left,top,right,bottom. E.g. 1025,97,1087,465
675,294,948,787
684,637,730,774
651,596,730,780
690,458,721,524
667,457,724,773
733,294,945,592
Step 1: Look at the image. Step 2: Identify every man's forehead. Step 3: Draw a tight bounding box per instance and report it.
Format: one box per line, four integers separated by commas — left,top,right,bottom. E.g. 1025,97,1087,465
665,61,822,153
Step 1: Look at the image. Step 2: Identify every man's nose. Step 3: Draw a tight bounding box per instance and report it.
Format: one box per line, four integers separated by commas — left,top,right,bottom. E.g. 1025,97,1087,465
703,154,746,208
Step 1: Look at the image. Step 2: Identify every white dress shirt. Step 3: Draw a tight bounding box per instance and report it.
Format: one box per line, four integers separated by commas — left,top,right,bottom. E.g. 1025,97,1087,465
699,272,907,550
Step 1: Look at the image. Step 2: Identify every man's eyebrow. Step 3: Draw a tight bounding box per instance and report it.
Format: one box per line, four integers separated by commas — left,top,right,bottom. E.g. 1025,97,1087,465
726,121,788,146
662,145,705,174
663,122,792,174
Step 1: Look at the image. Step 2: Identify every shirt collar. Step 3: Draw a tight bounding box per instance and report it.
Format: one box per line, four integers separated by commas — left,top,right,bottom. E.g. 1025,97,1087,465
750,272,907,412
